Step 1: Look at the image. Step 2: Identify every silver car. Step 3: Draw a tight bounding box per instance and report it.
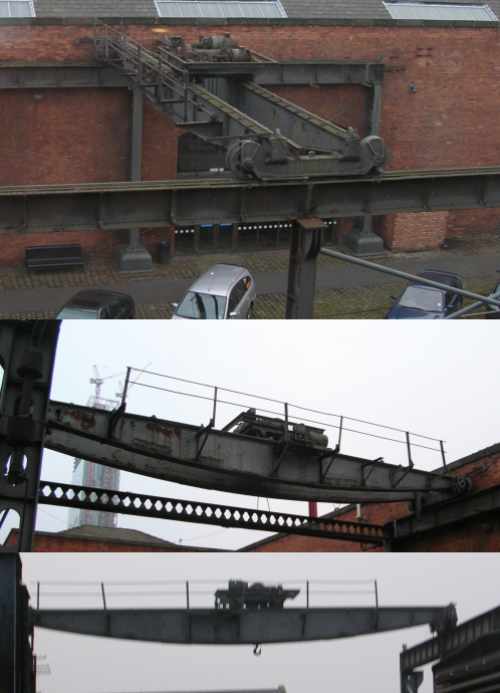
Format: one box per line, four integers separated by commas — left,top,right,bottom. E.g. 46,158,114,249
172,264,256,320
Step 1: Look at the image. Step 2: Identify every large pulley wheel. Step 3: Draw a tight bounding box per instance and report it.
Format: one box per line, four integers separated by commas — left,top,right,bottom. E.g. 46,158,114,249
360,135,386,172
226,139,262,179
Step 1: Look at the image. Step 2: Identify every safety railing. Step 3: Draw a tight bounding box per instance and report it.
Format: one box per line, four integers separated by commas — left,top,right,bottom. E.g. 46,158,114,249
121,367,448,469
29,577,380,611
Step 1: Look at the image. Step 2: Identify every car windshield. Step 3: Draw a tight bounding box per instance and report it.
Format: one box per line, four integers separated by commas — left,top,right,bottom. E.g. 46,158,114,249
398,286,445,312
176,292,227,319
56,307,100,319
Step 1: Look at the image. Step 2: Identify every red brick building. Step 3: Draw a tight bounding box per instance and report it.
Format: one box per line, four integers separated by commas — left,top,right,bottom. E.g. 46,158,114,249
1,0,500,263
4,524,220,551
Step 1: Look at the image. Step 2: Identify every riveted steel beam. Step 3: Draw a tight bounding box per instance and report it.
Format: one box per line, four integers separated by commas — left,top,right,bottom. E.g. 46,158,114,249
33,604,454,645
1,166,500,230
38,479,387,544
0,321,60,553
188,61,385,86
44,400,467,505
0,62,384,90
0,64,128,89
388,485,500,546
400,606,500,674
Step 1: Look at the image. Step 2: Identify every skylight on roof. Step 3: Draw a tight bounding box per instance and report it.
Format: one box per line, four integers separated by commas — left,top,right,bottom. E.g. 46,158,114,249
155,0,288,19
0,0,35,16
384,1,497,20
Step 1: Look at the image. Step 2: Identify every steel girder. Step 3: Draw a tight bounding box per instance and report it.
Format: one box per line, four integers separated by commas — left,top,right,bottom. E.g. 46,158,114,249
388,484,500,546
32,604,456,645
183,60,385,86
433,632,500,693
44,400,467,505
400,605,500,693
2,167,500,230
37,479,387,544
0,62,384,90
0,321,60,552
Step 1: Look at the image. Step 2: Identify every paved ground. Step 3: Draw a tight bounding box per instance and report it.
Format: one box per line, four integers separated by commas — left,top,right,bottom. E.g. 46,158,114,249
0,235,498,319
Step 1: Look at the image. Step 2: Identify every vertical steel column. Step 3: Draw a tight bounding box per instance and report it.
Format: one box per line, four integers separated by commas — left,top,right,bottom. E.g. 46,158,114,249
120,87,153,271
0,554,35,693
370,83,383,136
0,321,60,552
346,81,385,255
285,218,324,319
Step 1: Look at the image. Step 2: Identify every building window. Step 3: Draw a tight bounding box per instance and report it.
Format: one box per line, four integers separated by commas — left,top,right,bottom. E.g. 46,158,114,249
0,0,35,16
155,1,287,19
383,2,497,20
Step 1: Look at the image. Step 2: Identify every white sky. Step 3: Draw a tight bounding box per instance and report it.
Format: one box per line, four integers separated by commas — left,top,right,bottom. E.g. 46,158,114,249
23,552,500,693
2,321,499,549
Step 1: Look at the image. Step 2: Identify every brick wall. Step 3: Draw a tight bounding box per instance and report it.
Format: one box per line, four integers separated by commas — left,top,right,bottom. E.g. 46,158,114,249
1,22,500,261
248,446,500,552
381,211,449,250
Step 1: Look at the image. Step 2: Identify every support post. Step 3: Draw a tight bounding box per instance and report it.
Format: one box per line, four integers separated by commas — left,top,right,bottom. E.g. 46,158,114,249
0,321,60,552
119,87,153,272
285,218,324,319
0,555,36,693
344,82,385,256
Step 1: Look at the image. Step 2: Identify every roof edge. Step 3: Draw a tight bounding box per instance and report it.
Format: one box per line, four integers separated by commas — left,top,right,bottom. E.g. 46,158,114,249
0,17,498,27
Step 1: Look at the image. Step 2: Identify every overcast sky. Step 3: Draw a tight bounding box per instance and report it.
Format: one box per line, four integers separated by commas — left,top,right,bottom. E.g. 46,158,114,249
2,321,499,548
22,552,500,693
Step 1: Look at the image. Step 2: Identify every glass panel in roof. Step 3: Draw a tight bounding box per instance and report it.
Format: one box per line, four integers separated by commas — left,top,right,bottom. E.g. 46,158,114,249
0,0,34,16
384,2,497,20
156,1,287,19
9,0,33,15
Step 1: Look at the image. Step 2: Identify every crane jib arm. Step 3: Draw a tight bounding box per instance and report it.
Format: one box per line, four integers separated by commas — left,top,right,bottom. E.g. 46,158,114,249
44,401,471,505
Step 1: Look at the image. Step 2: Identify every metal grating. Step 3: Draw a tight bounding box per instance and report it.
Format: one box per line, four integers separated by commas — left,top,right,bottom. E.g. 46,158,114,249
384,2,497,20
0,0,34,16
155,1,287,19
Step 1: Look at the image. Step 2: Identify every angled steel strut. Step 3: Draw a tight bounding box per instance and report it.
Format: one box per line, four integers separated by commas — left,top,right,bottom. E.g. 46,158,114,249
93,25,385,181
44,400,470,505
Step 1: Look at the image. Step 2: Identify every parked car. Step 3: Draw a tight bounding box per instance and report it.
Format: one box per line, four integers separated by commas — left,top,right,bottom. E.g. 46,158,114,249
56,290,135,319
171,264,256,319
386,270,463,319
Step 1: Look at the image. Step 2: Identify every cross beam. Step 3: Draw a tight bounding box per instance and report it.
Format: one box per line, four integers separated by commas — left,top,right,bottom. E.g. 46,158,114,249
33,604,455,645
1,167,500,230
45,400,467,505
38,480,387,544
0,61,384,89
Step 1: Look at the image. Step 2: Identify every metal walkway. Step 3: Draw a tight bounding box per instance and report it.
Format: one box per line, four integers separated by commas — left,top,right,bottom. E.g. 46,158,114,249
44,400,467,505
